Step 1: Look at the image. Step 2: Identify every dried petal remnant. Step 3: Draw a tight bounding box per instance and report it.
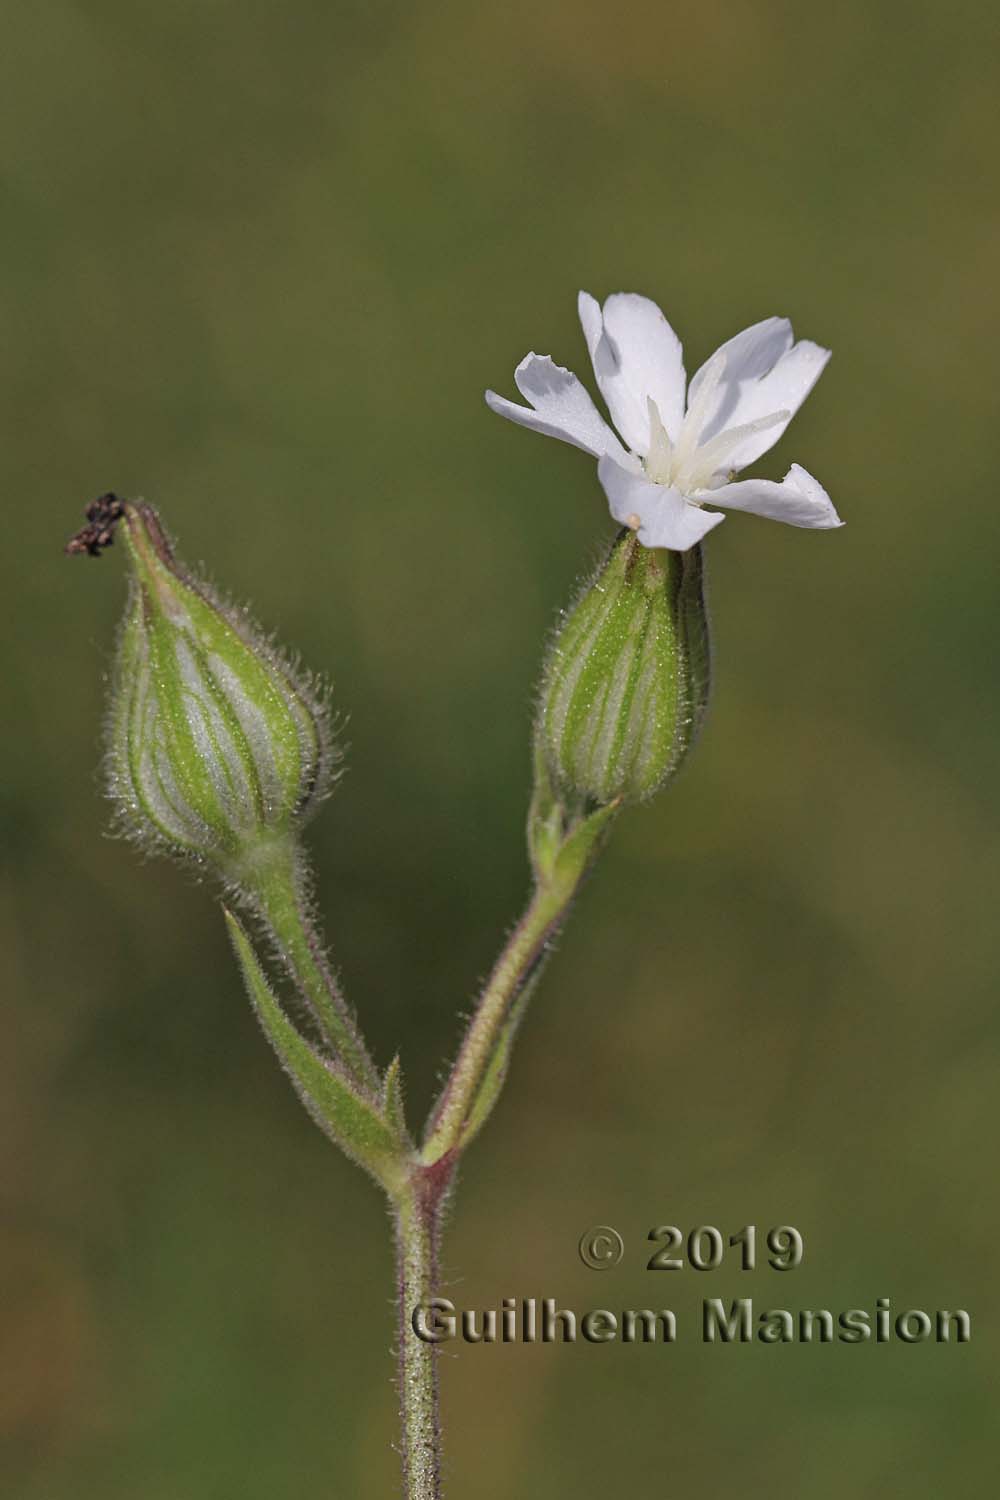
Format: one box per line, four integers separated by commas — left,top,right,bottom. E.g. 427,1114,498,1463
65,493,126,557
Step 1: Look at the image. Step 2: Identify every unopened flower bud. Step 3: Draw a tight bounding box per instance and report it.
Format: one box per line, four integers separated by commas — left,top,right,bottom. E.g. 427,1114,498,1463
107,501,332,878
538,530,710,805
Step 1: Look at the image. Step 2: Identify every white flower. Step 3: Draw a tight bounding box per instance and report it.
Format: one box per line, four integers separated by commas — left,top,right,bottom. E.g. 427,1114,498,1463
485,291,842,551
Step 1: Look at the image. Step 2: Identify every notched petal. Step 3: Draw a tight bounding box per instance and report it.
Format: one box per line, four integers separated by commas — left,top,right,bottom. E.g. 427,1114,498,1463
485,352,623,458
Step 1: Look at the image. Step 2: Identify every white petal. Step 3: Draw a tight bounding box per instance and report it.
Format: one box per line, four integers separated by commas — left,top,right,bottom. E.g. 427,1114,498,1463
690,317,830,469
598,456,725,551
688,317,793,417
579,291,686,456
700,463,842,528
485,354,624,459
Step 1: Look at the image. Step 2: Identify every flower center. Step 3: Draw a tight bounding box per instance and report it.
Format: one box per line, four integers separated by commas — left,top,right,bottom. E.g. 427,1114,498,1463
641,354,790,498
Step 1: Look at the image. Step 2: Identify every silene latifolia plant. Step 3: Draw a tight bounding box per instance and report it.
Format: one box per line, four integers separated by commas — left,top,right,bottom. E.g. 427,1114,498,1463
67,291,841,1500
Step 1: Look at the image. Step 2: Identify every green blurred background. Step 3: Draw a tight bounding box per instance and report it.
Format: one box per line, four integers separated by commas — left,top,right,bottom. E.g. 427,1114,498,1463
4,1,998,1494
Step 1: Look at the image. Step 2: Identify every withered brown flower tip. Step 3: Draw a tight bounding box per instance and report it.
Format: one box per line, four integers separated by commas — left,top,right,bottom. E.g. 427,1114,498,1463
65,492,126,557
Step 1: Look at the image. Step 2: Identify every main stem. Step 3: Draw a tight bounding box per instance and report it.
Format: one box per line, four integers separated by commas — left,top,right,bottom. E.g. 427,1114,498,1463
394,1167,451,1500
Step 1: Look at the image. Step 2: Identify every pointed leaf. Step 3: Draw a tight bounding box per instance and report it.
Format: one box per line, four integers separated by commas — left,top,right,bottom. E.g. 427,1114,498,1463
527,737,565,883
552,799,620,890
382,1055,410,1143
454,984,534,1153
225,910,407,1192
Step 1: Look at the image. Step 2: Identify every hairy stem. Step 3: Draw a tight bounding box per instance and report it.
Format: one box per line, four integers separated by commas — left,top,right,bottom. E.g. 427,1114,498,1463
422,869,579,1162
248,841,379,1091
394,1166,452,1500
